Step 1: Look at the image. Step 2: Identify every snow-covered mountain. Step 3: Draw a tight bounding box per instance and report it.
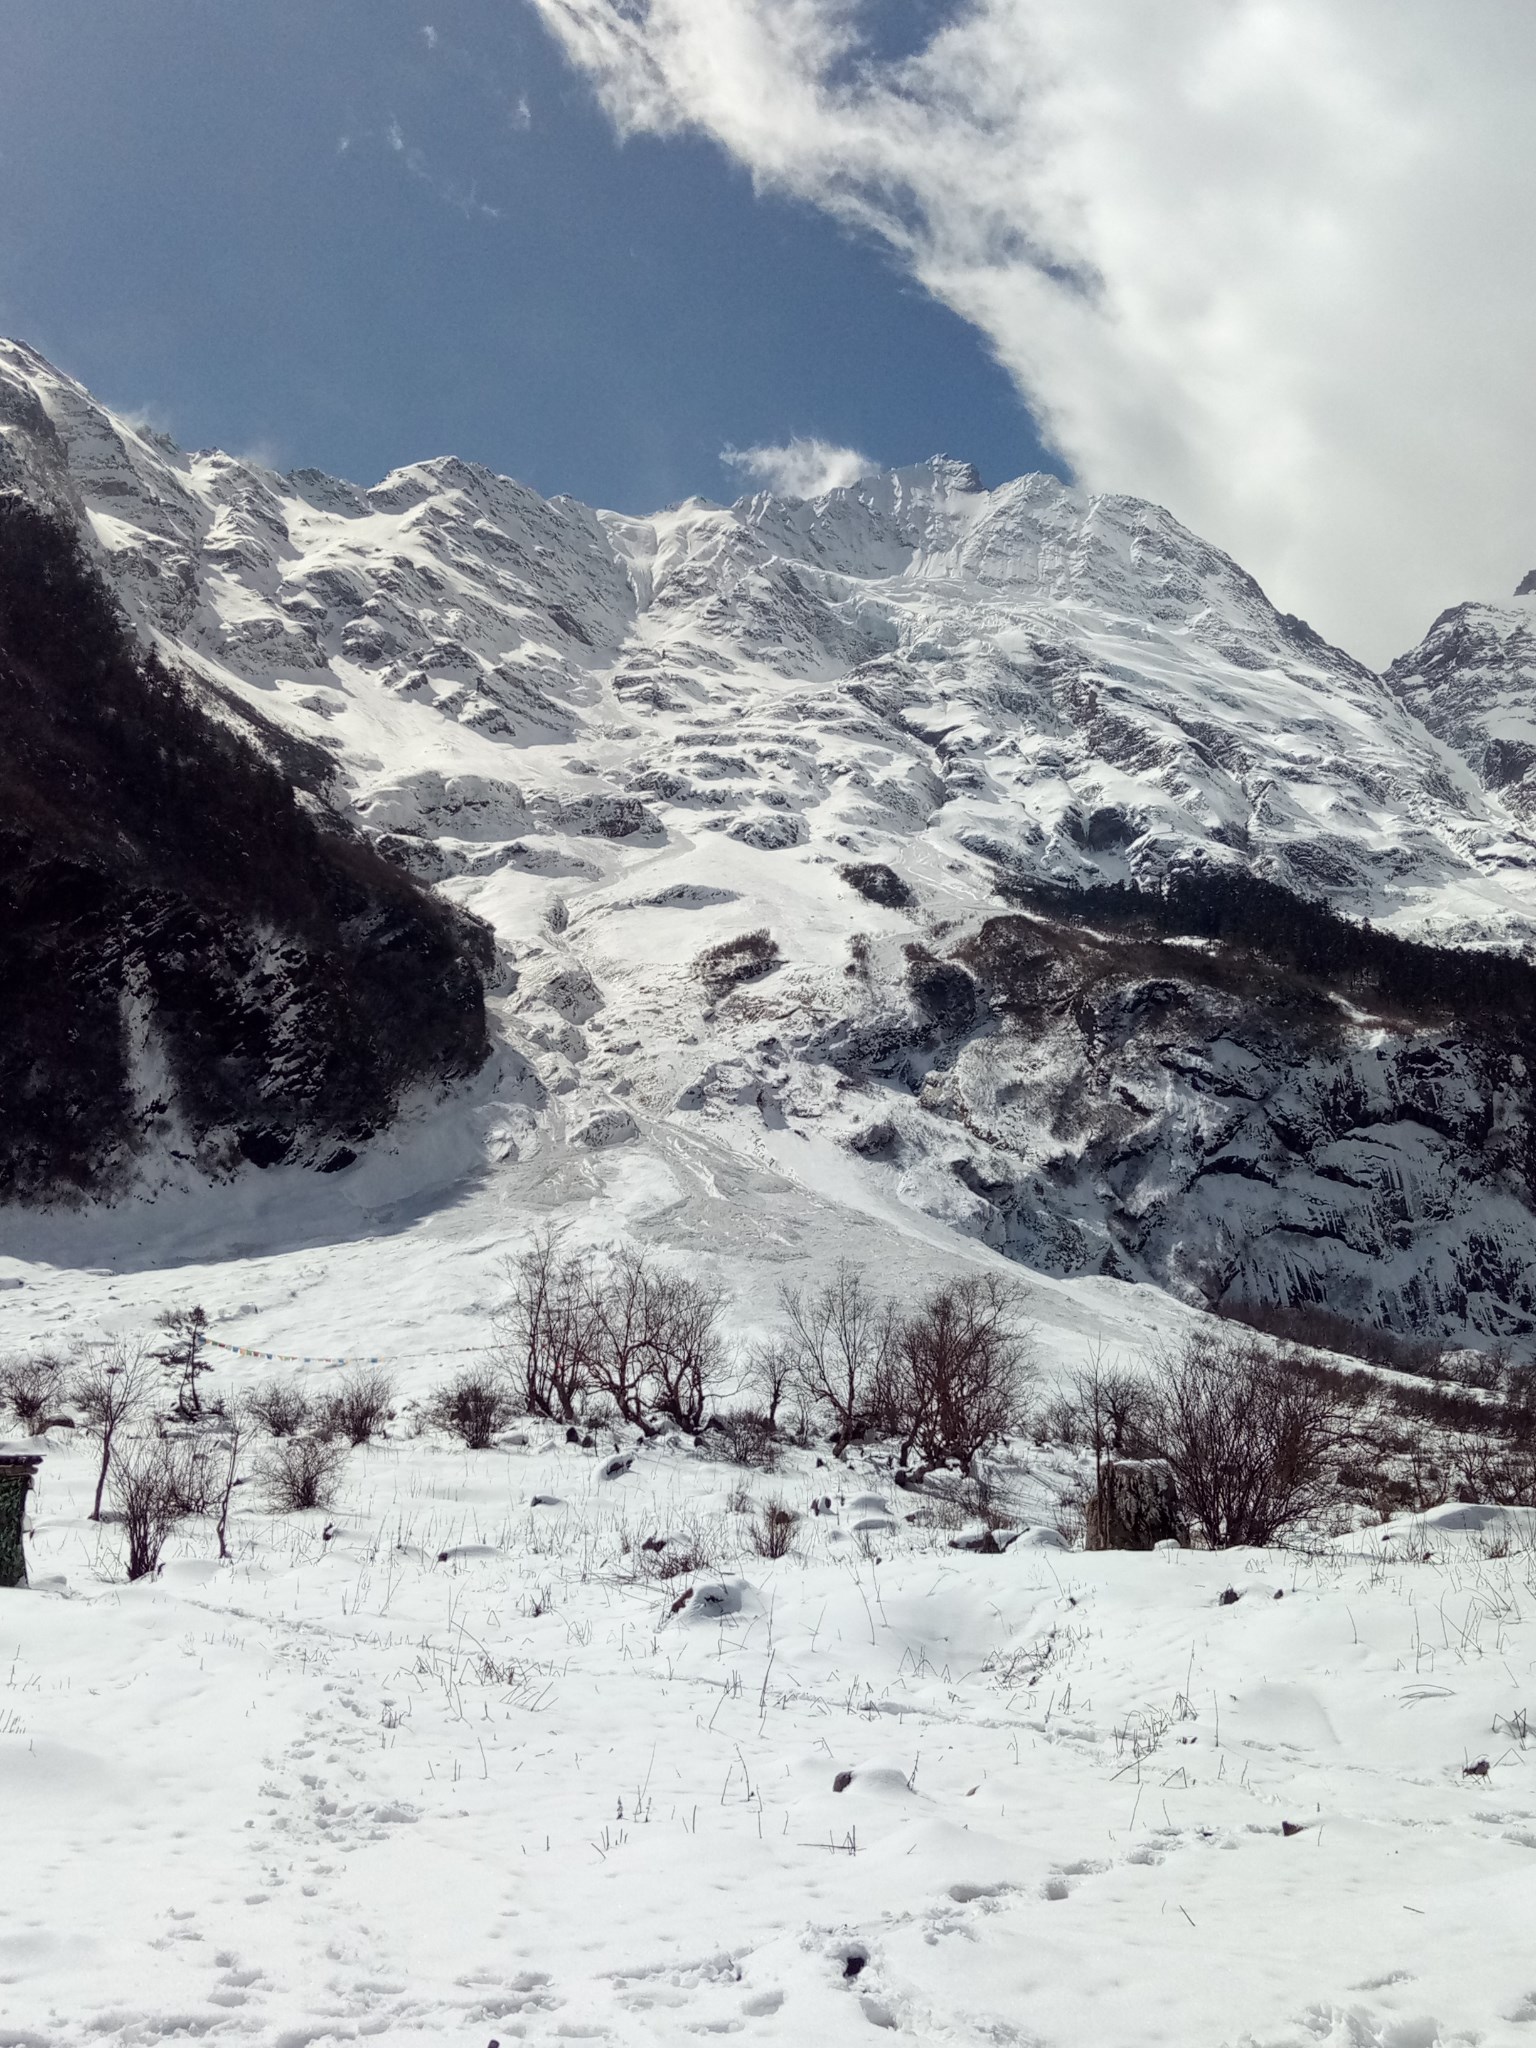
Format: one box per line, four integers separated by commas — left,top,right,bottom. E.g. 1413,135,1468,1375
4,337,1535,1344
1387,584,1536,816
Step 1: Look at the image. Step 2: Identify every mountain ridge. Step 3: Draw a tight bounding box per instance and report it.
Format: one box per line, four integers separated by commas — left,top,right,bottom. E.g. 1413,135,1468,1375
5,337,1536,1347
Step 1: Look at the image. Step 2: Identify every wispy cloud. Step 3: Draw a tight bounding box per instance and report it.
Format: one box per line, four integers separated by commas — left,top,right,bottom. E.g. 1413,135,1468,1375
721,435,873,498
384,115,502,221
528,0,1536,662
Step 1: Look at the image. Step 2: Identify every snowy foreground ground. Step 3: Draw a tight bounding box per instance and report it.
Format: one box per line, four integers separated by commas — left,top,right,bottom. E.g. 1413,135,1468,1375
10,1431,1536,2045
6,1142,1536,2048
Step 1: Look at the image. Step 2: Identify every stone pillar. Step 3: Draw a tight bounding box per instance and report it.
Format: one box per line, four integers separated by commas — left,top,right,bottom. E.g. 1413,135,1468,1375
0,1448,43,1588
1085,1457,1184,1551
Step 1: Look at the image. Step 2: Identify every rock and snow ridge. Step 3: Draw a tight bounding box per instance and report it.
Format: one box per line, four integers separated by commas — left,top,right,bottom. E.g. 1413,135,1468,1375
4,336,1536,1344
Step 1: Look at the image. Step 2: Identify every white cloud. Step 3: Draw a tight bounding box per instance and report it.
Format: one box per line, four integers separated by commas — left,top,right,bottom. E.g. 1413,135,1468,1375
526,0,1536,663
721,435,874,498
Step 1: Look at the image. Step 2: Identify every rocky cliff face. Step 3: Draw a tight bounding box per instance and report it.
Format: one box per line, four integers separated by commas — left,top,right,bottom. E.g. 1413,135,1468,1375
0,496,492,1202
3,337,1534,1344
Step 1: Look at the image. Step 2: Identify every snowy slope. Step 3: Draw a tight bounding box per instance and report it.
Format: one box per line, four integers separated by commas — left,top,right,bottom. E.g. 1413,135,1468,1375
4,339,1536,1343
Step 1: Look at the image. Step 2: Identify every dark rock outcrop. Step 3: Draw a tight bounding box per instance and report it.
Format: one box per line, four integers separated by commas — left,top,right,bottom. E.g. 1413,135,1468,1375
0,498,492,1202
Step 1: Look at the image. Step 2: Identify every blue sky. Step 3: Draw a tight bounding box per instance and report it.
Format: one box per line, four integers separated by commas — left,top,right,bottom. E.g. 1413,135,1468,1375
0,0,1055,511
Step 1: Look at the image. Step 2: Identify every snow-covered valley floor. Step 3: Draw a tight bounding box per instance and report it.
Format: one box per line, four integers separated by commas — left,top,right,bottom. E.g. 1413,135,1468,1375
10,1392,1536,2044
1,1121,1533,2047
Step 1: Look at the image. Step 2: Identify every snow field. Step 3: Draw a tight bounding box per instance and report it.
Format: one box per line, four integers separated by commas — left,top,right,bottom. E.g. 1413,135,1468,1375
9,1420,1536,2047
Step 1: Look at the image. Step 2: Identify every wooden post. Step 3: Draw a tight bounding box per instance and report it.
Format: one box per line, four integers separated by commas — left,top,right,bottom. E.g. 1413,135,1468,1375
0,1447,43,1588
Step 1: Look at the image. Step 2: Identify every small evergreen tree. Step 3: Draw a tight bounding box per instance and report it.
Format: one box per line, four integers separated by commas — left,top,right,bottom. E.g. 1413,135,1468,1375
156,1306,212,1421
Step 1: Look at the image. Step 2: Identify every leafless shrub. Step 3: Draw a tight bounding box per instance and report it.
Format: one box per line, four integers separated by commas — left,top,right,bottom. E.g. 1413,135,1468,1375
634,1522,717,1581
1035,1394,1082,1447
316,1368,395,1446
258,1433,347,1512
163,1435,220,1515
112,1436,196,1579
248,1379,312,1438
780,1261,896,1456
1446,1436,1536,1508
715,1405,779,1468
889,1275,1035,1471
1148,1328,1341,1546
839,862,915,910
72,1340,154,1519
585,1247,660,1431
748,1500,798,1558
429,1368,517,1449
0,1353,67,1436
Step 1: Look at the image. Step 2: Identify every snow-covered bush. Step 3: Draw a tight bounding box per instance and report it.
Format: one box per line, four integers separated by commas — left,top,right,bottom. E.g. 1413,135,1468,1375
748,1500,797,1558
315,1368,395,1446
0,1353,67,1436
259,1433,347,1512
429,1369,517,1450
248,1379,312,1438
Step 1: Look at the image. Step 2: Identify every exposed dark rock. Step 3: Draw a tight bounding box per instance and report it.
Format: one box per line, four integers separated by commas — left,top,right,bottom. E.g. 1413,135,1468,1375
0,498,492,1203
1086,1460,1184,1550
905,950,977,1035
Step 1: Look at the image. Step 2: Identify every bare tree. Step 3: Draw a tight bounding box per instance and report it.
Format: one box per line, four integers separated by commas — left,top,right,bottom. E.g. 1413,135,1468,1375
891,1274,1034,1471
497,1230,595,1421
71,1340,152,1520
213,1397,251,1560
155,1306,212,1421
745,1338,797,1430
780,1261,895,1456
646,1269,726,1434
588,1247,666,1431
1148,1327,1340,1546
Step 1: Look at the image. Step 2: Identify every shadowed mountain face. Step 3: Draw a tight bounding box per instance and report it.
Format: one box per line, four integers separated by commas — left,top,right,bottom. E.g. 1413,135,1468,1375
0,497,492,1201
